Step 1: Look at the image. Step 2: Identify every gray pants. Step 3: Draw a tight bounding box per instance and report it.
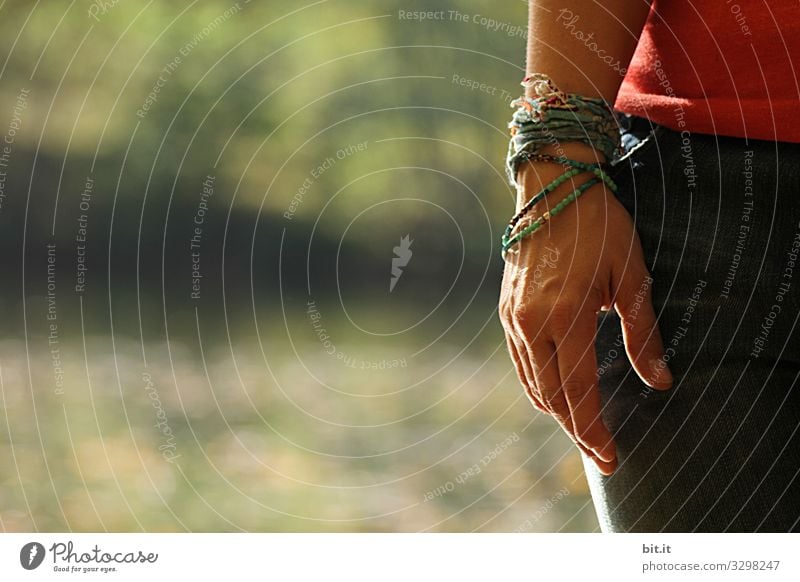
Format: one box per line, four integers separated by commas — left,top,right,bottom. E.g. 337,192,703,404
585,116,800,532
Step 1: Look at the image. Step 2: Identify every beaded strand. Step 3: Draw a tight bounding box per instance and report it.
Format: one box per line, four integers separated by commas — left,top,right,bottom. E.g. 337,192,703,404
506,161,617,235
501,177,601,258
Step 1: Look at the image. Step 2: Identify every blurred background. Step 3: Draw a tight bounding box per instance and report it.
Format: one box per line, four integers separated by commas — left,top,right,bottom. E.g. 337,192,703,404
0,0,598,532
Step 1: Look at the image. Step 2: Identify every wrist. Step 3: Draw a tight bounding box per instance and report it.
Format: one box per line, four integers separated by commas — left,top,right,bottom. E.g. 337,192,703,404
515,143,607,211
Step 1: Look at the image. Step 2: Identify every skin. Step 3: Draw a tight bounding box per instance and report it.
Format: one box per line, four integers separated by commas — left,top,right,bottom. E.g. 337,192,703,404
500,1,673,475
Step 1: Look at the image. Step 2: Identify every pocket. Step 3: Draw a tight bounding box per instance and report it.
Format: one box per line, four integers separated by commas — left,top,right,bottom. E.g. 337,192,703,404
609,119,667,213
615,122,663,171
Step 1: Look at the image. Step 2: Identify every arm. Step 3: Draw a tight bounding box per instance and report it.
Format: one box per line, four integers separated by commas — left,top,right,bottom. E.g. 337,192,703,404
526,1,650,100
499,0,671,475
520,0,652,178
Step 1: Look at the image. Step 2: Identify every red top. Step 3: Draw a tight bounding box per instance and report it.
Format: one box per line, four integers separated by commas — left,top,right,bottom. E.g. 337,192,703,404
615,0,800,142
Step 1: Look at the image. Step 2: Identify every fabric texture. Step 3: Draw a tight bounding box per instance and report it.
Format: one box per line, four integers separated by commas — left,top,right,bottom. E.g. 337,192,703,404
584,115,800,532
615,1,800,143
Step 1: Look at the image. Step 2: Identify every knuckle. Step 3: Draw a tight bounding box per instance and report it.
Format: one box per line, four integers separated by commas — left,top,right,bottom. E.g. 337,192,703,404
542,390,566,413
574,420,601,442
532,403,549,415
524,388,547,413
618,271,652,307
498,298,513,318
624,315,658,345
512,303,539,329
560,380,588,401
548,300,577,332
549,410,571,428
499,310,515,334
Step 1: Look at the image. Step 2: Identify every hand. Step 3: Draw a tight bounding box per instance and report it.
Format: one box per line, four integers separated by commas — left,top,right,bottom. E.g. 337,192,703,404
499,152,673,475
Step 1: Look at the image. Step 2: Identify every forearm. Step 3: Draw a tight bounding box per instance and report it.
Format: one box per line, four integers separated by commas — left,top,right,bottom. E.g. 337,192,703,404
515,1,651,207
526,1,651,102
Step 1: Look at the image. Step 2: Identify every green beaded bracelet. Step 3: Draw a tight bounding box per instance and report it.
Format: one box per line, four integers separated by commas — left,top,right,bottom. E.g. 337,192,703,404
505,160,616,239
501,177,601,259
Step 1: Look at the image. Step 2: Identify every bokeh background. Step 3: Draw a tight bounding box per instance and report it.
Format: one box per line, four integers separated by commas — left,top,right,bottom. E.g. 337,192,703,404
0,0,599,532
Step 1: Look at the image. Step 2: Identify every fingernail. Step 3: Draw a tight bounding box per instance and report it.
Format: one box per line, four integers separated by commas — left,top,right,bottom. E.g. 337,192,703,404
593,448,615,463
592,441,616,463
600,456,618,475
649,357,673,387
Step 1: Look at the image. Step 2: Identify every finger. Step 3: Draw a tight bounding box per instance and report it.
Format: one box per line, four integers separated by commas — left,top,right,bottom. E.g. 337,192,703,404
580,444,618,476
551,302,616,463
504,334,546,413
506,318,542,404
613,264,673,390
502,262,543,398
504,279,557,415
529,339,572,430
535,336,617,474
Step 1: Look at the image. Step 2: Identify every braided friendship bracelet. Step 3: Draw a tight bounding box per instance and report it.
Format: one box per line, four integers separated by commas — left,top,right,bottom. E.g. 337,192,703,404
501,177,602,259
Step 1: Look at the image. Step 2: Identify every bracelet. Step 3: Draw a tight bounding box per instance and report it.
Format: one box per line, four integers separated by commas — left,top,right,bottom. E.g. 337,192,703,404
501,177,601,258
505,161,617,237
506,167,586,234
504,73,622,185
499,75,621,259
514,152,618,193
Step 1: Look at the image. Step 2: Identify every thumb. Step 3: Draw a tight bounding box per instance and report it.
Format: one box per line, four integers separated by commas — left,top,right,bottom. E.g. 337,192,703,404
614,271,673,390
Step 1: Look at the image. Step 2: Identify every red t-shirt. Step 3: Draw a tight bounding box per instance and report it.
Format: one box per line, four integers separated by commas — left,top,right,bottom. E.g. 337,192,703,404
615,0,800,142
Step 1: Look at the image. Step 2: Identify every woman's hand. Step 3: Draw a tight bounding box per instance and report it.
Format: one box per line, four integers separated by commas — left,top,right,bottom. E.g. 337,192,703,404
499,148,673,475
